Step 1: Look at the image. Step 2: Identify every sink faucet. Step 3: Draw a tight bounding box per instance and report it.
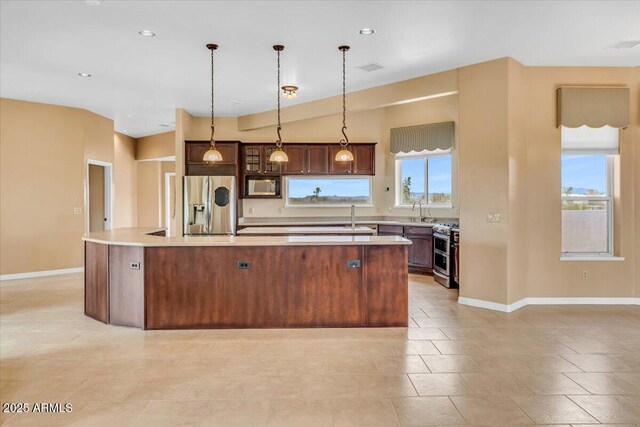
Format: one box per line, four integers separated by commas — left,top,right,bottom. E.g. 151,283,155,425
350,205,356,229
412,201,424,222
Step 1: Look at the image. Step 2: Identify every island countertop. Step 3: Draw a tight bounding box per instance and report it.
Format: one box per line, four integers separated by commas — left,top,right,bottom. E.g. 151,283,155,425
82,227,410,247
236,225,376,235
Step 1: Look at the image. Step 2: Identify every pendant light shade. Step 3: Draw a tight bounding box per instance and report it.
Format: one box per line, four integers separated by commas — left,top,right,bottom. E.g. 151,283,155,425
204,43,222,163
335,45,353,162
269,148,289,162
335,147,354,162
270,45,288,162
203,147,223,162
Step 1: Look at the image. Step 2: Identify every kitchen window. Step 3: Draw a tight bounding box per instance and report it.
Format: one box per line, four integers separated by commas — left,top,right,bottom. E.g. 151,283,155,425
561,125,618,257
561,154,613,256
395,152,452,206
285,176,373,207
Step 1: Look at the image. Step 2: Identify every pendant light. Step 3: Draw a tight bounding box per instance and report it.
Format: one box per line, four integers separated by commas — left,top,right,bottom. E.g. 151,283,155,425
269,45,289,162
335,45,354,162
203,43,223,162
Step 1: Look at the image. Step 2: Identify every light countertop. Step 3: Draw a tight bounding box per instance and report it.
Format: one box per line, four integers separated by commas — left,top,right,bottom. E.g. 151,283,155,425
82,228,411,247
237,226,376,235
238,217,448,228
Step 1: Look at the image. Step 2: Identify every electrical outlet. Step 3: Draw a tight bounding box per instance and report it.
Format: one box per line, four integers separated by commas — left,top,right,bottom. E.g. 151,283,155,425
129,262,140,270
237,261,251,269
347,260,361,268
73,207,82,215
454,207,460,214
582,271,588,280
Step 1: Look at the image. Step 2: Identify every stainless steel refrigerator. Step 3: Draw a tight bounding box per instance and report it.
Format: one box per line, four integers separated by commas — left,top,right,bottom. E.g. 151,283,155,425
183,176,236,235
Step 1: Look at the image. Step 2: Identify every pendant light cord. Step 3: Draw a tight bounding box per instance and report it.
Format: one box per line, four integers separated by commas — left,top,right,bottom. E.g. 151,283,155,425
276,48,282,146
210,45,216,149
340,46,349,146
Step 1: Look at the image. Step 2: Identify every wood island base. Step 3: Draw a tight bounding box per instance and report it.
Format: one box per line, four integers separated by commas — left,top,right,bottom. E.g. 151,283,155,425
84,234,409,329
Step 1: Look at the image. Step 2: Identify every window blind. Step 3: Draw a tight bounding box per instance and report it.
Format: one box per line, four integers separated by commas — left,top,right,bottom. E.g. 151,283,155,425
561,125,619,155
390,121,454,154
557,87,630,129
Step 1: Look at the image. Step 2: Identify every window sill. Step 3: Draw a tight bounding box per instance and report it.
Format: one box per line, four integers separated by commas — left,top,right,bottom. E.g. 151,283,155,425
559,256,625,262
393,205,453,209
284,204,375,209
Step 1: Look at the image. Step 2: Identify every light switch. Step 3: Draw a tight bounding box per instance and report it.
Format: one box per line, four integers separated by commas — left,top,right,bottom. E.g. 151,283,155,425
73,207,82,215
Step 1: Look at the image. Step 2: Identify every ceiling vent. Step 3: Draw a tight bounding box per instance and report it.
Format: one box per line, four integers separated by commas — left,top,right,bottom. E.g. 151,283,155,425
158,123,171,128
357,63,383,72
607,40,640,49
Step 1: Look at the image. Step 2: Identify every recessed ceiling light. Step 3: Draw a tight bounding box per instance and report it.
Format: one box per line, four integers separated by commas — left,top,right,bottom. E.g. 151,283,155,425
359,28,375,35
138,30,156,37
123,130,128,133
607,40,640,49
78,72,91,77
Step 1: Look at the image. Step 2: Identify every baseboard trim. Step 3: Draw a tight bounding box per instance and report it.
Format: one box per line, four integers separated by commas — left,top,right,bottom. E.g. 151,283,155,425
0,267,84,281
458,296,640,313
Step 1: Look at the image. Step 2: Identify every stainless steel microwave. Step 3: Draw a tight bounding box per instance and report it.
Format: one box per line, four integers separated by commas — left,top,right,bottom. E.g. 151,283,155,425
244,176,281,198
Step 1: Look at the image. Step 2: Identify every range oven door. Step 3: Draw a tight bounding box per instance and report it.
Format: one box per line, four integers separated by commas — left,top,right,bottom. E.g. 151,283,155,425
433,232,451,288
433,250,449,276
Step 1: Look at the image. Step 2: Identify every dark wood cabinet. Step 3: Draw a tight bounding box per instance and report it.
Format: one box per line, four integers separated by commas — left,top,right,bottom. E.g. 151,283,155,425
377,225,433,274
329,144,376,175
329,145,353,175
243,144,281,175
377,225,404,236
281,145,306,175
186,142,237,165
185,141,239,176
404,226,433,274
240,143,376,177
306,145,329,174
353,144,375,175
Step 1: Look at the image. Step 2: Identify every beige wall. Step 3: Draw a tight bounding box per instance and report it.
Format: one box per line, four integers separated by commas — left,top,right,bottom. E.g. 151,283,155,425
457,58,510,304
0,98,113,275
136,161,162,227
136,131,175,160
114,132,137,227
178,95,460,220
522,66,638,300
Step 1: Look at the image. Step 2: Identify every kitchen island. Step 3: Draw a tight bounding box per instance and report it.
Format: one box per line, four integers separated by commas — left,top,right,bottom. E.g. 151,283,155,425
83,228,410,329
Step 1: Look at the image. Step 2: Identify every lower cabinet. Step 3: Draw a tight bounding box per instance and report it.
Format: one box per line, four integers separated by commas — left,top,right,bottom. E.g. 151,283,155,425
404,226,433,274
377,225,433,275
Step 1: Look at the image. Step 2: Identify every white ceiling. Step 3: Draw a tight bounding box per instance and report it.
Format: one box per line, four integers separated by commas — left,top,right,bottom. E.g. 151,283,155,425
1,1,638,137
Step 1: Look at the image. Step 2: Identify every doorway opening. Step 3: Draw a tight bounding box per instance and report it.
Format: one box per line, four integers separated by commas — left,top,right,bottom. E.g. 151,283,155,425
86,160,113,232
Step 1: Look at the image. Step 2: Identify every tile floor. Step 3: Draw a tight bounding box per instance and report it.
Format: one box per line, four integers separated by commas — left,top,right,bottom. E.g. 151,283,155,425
1,273,639,426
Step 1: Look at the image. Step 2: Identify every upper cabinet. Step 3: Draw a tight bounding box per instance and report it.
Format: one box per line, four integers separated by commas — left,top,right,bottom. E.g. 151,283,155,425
243,144,281,175
238,142,376,176
306,145,329,174
185,141,239,176
329,144,375,175
281,145,306,175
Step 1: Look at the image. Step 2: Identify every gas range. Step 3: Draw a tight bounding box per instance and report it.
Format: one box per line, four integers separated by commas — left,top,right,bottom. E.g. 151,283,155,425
432,223,459,235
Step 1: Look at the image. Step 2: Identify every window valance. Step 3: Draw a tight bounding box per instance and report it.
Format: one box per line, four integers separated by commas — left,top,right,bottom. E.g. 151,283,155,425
390,121,454,154
557,87,630,128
